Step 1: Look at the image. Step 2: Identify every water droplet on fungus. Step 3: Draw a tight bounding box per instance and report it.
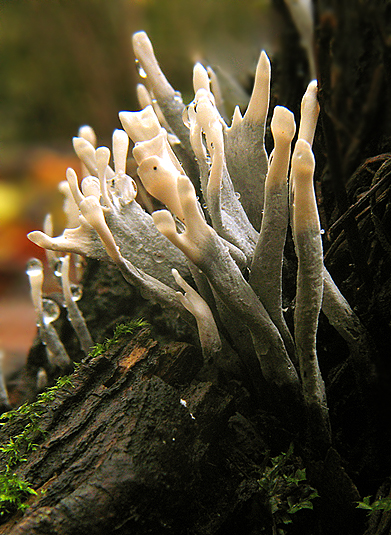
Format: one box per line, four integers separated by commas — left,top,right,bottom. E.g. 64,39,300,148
42,298,60,325
26,258,43,277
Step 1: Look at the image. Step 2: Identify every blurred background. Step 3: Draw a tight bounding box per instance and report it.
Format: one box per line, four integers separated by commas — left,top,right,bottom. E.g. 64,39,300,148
0,0,291,367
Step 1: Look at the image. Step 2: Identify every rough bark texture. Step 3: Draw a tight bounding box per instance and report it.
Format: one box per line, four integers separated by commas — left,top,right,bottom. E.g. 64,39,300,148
1,328,242,535
0,325,371,535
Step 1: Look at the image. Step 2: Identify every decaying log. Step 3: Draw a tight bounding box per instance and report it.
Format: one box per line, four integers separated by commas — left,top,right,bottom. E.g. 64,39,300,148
0,324,376,535
0,327,261,535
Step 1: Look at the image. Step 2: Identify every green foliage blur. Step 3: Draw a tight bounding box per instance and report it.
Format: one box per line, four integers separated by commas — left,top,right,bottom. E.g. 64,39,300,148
0,0,272,146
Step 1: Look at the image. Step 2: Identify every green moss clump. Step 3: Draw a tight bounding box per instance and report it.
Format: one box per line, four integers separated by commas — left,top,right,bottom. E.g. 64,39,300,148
89,318,149,358
0,374,75,516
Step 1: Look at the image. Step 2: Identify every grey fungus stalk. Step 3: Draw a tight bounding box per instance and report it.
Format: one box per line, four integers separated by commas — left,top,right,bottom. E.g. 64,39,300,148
153,175,301,398
60,255,93,356
290,139,331,443
250,106,296,362
26,31,374,448
322,269,376,389
26,258,71,373
172,268,221,362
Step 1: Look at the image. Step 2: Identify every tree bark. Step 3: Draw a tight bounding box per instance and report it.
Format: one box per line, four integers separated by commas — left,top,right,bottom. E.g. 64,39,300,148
0,327,246,535
0,325,372,535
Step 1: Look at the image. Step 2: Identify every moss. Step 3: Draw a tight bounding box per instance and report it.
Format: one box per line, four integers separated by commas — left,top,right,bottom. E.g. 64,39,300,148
89,317,149,358
0,374,75,515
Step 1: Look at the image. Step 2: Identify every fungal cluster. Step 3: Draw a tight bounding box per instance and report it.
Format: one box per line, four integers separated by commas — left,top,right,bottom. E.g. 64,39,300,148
27,31,372,448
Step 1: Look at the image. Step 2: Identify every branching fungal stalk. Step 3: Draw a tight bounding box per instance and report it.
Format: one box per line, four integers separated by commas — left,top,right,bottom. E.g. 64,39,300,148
172,268,221,362
290,139,331,444
250,106,296,362
26,258,71,373
60,255,93,356
223,50,271,231
26,30,374,449
153,176,301,401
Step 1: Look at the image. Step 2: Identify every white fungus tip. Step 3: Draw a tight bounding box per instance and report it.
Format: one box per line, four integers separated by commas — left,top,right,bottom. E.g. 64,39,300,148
244,49,271,124
81,176,101,198
72,136,94,155
136,83,153,109
152,209,177,237
112,129,129,176
259,50,271,71
271,106,296,144
66,167,84,207
171,268,185,290
298,80,320,146
27,231,54,249
72,137,98,174
193,62,210,93
78,125,97,148
292,139,315,176
132,30,152,52
95,146,111,180
231,105,243,128
43,213,53,237
119,106,161,144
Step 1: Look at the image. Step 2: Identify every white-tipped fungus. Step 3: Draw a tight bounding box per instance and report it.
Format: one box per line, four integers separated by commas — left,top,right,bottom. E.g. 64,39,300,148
26,258,71,372
78,125,97,148
137,156,185,221
193,62,211,94
250,106,296,361
26,31,375,450
290,139,330,441
119,105,161,143
43,213,60,269
298,80,320,146
95,146,114,209
58,180,81,229
172,268,221,361
243,50,271,125
112,129,137,205
152,173,217,266
224,50,271,230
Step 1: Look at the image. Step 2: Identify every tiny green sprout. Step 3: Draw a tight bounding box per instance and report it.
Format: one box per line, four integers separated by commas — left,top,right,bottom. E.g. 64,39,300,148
0,371,76,516
356,495,391,514
258,443,319,532
54,375,74,389
0,438,26,467
0,470,37,515
89,318,149,358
